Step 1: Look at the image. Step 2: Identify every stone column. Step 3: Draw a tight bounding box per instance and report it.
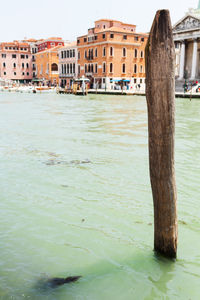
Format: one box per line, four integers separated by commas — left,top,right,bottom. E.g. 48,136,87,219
191,39,198,79
179,41,185,79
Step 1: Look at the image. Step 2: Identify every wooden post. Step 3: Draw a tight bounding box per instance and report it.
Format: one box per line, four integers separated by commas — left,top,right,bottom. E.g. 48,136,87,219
145,10,178,258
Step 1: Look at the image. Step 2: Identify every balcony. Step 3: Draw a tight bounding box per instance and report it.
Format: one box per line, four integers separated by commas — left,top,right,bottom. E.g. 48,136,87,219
51,71,59,75
85,55,94,61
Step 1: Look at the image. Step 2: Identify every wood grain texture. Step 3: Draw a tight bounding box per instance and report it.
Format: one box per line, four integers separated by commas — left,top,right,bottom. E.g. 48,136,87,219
145,10,178,258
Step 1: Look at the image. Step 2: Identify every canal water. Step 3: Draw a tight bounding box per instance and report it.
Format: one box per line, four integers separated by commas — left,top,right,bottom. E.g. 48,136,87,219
0,92,199,300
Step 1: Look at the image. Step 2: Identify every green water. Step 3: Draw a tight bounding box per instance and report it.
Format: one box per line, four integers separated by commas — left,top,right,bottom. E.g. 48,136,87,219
0,92,199,300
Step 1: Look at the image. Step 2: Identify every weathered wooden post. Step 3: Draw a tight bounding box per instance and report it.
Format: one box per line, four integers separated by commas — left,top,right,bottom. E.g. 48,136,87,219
145,10,178,258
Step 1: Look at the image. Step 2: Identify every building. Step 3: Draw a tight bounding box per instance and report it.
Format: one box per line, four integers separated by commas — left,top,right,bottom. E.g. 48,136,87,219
77,19,148,90
36,37,64,53
0,41,33,83
58,42,78,88
173,2,200,80
35,45,62,85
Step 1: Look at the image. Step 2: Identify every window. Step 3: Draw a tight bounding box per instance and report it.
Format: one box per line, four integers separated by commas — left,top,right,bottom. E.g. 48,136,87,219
22,63,24,68
140,79,143,84
21,54,25,59
134,64,137,73
94,35,97,40
73,63,75,73
73,49,75,57
78,65,80,74
134,49,138,58
123,35,127,40
2,54,6,58
22,72,25,75
122,48,126,57
67,64,69,73
103,25,106,29
70,63,72,74
24,48,27,51
84,37,87,43
103,62,106,73
140,65,143,73
3,62,6,67
122,63,126,73
14,72,16,75
85,50,87,59
26,63,29,68
140,51,144,58
102,34,106,39
78,51,80,59
67,50,69,58
4,72,6,75
12,54,16,58
64,64,66,74
13,63,16,68
110,63,113,73
110,34,114,38
77,39,80,44
26,55,28,59
70,50,72,58
134,79,137,83
85,64,87,73
88,64,91,72
95,63,97,73
91,64,94,73
135,37,138,41
27,72,29,76
141,37,144,42
95,48,98,57
103,47,106,57
110,47,113,56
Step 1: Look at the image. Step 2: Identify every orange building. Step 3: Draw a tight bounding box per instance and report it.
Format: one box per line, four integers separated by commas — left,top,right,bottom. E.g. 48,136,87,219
35,45,62,85
77,19,148,90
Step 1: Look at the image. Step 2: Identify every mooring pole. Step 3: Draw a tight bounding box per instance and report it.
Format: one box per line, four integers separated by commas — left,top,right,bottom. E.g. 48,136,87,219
145,10,177,258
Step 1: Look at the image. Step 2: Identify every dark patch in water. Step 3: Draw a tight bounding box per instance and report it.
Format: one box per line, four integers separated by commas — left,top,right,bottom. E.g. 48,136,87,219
36,275,81,291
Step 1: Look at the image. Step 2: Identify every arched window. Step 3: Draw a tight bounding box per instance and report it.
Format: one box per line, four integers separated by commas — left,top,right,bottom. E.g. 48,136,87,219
95,48,98,57
123,48,126,57
141,50,144,58
91,64,94,73
110,63,113,73
61,64,64,74
70,63,72,74
85,64,87,73
122,63,126,73
110,47,113,56
67,50,69,58
103,47,106,57
13,63,16,68
64,64,66,74
134,64,137,74
51,63,58,71
140,65,143,73
73,63,75,73
88,64,91,72
85,50,87,59
67,64,69,74
134,49,138,58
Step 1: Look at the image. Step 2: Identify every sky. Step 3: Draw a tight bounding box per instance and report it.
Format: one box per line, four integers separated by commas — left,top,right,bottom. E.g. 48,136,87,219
0,0,198,42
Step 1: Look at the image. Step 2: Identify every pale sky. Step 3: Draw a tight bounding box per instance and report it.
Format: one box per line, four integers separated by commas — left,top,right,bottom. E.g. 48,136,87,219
0,0,198,42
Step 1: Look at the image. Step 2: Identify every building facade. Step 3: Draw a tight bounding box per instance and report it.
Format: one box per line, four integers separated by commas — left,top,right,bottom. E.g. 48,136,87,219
35,45,62,85
58,42,78,88
36,37,64,53
77,19,148,90
0,41,33,83
173,3,200,80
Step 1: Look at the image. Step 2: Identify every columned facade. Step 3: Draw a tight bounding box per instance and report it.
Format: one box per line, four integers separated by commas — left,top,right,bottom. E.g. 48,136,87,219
173,9,200,80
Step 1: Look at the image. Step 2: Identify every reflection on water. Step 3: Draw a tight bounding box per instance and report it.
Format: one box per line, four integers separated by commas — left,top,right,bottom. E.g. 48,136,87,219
0,93,200,299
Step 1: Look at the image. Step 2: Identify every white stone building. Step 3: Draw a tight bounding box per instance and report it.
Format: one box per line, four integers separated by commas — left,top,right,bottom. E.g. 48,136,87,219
58,42,78,88
173,3,200,80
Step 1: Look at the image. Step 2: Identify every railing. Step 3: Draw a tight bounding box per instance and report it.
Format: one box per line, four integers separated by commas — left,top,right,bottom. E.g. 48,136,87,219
85,55,93,61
